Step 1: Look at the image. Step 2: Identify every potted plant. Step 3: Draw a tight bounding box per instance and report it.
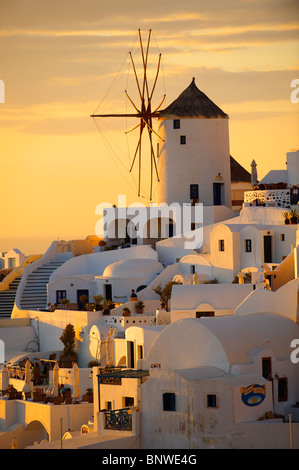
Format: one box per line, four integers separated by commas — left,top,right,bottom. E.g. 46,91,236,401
122,307,131,317
60,298,70,309
153,281,182,311
102,299,110,315
283,211,290,224
88,360,99,367
93,295,104,311
289,209,298,224
79,294,89,311
59,323,77,367
87,302,96,311
135,300,145,314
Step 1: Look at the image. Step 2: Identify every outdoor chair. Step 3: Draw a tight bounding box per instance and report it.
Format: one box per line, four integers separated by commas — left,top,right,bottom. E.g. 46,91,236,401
33,391,46,402
33,366,41,385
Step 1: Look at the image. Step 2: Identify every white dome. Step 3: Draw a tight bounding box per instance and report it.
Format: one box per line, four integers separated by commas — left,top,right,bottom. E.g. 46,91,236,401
103,258,163,279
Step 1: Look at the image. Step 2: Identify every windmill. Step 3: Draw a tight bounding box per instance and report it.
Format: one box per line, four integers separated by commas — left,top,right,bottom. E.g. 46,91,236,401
91,29,165,201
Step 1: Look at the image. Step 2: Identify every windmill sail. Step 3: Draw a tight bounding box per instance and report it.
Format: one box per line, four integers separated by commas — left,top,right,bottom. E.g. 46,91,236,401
91,29,165,201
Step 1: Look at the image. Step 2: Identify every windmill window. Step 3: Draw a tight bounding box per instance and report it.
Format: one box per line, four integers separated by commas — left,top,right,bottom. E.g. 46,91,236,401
219,240,225,252
173,119,180,129
180,135,186,145
280,234,285,241
245,239,252,252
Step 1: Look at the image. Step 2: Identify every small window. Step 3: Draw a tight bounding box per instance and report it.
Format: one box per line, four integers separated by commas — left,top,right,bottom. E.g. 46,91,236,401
196,311,214,318
219,240,225,252
245,239,252,252
137,345,143,360
190,184,199,200
278,378,288,402
105,401,112,411
56,290,67,304
163,392,176,411
173,119,180,129
280,234,285,242
206,394,218,408
124,397,134,407
180,135,186,145
262,357,272,380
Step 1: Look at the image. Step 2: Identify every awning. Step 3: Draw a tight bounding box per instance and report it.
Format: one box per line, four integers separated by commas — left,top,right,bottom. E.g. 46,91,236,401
97,369,149,380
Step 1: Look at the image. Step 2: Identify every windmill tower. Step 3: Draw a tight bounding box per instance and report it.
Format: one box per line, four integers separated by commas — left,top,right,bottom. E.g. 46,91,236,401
157,78,232,209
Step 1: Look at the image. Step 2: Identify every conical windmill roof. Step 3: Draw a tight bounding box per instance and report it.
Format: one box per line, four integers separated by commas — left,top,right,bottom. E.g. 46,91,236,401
159,77,228,119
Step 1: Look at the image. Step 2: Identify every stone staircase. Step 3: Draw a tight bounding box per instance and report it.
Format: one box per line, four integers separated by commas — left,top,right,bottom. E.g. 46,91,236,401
0,276,22,318
19,261,65,311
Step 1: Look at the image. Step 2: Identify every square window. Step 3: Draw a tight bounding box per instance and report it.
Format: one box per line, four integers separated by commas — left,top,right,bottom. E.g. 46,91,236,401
245,239,252,252
180,135,186,145
206,394,218,408
219,240,225,251
124,396,134,407
163,392,176,411
173,119,180,129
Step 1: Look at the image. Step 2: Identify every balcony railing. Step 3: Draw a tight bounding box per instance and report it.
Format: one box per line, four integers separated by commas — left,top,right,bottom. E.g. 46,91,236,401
244,189,290,207
104,408,132,431
99,367,122,385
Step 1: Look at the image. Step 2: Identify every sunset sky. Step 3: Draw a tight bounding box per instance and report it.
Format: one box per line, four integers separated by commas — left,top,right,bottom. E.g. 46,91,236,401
0,0,298,254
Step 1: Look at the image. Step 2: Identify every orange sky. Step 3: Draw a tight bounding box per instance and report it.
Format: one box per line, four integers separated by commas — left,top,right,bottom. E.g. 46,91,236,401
0,0,298,254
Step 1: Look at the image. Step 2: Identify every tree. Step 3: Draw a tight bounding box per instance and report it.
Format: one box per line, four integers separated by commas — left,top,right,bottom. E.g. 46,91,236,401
59,323,76,357
153,281,182,311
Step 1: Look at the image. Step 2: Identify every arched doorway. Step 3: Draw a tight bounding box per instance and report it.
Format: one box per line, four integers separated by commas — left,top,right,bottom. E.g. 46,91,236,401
24,420,49,447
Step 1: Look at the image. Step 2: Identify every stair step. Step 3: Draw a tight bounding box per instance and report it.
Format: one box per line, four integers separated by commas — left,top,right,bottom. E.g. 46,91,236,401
18,260,66,310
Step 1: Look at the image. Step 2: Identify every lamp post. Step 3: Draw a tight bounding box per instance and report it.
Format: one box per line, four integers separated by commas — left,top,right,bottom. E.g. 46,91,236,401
288,414,293,449
60,417,63,449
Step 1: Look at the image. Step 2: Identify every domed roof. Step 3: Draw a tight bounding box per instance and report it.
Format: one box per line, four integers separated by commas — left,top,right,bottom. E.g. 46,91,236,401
159,77,228,119
103,258,163,278
145,313,298,373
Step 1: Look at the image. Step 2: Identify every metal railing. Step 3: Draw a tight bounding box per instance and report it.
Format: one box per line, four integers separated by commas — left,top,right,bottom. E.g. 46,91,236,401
104,408,132,431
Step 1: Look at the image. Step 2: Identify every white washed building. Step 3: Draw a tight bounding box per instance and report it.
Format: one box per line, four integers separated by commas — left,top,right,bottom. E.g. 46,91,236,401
139,311,299,449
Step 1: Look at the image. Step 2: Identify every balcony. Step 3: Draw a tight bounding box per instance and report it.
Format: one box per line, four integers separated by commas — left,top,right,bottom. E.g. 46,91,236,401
104,408,133,431
244,189,290,207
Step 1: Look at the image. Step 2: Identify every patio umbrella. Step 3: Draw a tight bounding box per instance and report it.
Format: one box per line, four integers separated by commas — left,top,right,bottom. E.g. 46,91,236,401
52,363,60,397
1,367,9,390
106,327,117,367
238,271,244,284
251,159,258,186
72,362,81,401
23,360,32,393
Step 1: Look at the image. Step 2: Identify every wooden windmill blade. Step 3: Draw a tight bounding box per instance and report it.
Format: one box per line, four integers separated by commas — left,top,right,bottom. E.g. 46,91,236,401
90,29,165,201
